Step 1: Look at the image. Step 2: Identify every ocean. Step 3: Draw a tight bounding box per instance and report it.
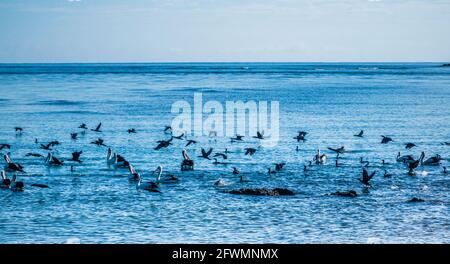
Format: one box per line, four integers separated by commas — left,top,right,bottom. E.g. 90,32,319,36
0,63,449,243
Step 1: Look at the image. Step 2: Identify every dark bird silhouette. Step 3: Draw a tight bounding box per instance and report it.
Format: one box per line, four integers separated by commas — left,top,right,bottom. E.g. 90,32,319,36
164,126,172,133
4,155,25,173
10,175,24,191
0,144,11,150
14,127,23,133
198,148,213,160
408,158,420,175
1,170,11,188
359,168,376,186
154,137,173,150
232,167,240,175
79,123,88,129
443,167,447,174
185,140,197,147
69,151,83,163
328,146,346,154
91,122,102,132
253,131,264,140
213,153,228,159
293,131,307,142
381,135,393,144
354,130,364,137
275,162,286,171
244,148,256,156
405,142,416,149
25,153,44,158
40,142,52,150
71,133,78,139
49,140,60,147
91,138,107,147
45,153,64,166
231,135,244,142
383,170,392,178
173,133,184,140
441,142,450,146
127,128,137,134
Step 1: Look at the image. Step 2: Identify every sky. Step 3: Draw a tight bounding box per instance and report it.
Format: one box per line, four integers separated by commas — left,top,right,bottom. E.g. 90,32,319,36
0,0,449,62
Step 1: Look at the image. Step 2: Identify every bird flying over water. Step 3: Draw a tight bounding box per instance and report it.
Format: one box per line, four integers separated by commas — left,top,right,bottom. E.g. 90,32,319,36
0,144,11,151
154,137,173,150
354,130,364,137
127,128,137,134
91,122,102,132
359,168,376,186
199,148,213,160
185,140,197,147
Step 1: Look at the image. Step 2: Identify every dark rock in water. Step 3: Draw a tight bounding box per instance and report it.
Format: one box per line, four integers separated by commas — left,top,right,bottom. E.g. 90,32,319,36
31,183,49,188
441,63,450,67
330,190,357,198
408,197,425,202
227,188,295,196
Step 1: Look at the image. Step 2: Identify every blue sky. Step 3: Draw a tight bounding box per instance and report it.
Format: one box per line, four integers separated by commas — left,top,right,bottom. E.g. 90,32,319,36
0,0,449,62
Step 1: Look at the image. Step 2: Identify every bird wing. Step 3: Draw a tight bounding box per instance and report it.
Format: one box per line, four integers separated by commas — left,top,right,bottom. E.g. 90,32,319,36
95,123,102,131
206,148,213,156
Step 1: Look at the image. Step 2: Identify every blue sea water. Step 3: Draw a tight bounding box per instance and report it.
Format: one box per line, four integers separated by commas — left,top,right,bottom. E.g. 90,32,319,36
0,63,449,243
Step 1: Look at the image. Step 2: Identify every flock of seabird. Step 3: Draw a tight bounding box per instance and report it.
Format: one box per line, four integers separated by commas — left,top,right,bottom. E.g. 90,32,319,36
1,125,448,200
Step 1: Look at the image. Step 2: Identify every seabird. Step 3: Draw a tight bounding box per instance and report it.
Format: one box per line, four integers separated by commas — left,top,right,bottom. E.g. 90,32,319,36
213,153,228,160
45,153,64,166
443,167,447,174
231,135,244,142
3,154,25,173
405,142,416,149
133,166,161,192
420,152,441,166
40,142,53,150
253,131,264,140
1,170,11,188
0,144,11,151
185,140,197,147
328,146,346,154
70,133,78,140
198,148,213,160
91,122,102,132
173,133,185,140
354,130,364,137
164,126,172,133
78,123,88,129
408,158,421,175
383,170,392,178
275,162,285,171
25,153,44,158
232,167,240,175
381,135,393,144
293,131,307,142
91,138,107,147
314,150,327,164
10,174,24,191
396,152,414,163
244,148,256,156
127,128,137,134
14,127,23,133
69,151,83,163
359,168,376,187
154,137,173,150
